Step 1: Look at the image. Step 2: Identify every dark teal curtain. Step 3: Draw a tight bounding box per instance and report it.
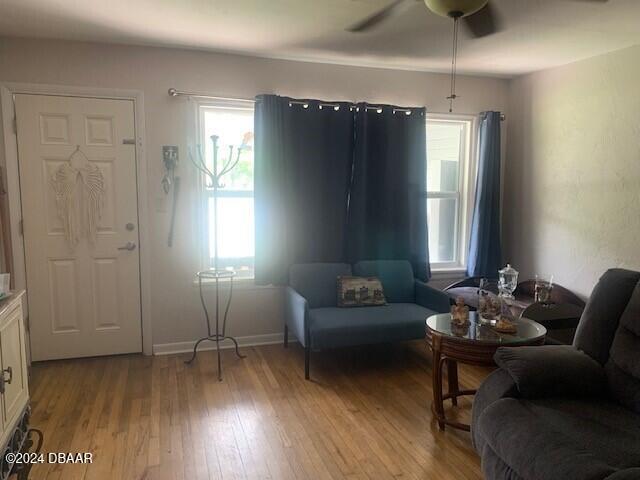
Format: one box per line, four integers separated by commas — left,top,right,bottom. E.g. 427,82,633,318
467,111,502,277
346,104,430,281
255,96,429,284
254,95,355,285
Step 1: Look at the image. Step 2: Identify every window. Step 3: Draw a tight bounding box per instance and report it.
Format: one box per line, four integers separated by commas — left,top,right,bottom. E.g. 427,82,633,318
197,104,471,276
426,115,475,270
199,101,255,278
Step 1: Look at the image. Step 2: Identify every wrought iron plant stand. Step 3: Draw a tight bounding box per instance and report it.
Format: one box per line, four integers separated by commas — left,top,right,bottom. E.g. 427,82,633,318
185,135,246,381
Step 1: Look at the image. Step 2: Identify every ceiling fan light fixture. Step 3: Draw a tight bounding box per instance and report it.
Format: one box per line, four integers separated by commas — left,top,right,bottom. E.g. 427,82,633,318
424,0,489,18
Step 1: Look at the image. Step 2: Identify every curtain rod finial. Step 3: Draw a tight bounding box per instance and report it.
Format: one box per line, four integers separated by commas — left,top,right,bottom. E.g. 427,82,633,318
168,88,178,97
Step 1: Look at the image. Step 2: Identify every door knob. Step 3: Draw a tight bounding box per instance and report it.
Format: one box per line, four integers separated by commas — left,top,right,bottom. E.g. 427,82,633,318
117,242,137,251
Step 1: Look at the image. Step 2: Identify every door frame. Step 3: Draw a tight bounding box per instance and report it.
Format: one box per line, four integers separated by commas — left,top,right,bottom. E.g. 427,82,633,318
0,82,152,356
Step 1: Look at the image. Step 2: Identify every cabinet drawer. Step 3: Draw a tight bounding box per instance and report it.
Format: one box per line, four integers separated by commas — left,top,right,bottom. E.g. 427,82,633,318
0,303,28,427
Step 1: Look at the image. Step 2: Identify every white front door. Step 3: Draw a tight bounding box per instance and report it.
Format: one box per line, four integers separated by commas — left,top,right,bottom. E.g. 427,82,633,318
15,94,142,361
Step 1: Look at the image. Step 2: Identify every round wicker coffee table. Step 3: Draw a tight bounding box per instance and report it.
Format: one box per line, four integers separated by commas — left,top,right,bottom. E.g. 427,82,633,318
426,312,546,431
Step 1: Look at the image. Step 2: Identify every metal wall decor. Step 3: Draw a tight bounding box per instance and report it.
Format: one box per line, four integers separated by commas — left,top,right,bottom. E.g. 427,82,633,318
162,146,180,247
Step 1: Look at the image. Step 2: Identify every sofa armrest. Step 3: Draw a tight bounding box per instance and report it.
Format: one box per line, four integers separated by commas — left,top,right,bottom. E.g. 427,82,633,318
494,345,607,399
284,286,309,347
415,280,452,313
471,369,519,451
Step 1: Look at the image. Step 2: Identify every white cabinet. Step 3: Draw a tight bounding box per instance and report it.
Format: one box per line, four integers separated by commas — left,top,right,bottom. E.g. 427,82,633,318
0,295,28,432
0,292,30,478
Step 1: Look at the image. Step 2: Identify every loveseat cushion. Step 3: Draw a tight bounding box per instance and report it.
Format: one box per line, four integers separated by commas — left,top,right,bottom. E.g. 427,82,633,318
477,397,640,480
289,263,351,308
307,303,432,349
353,260,415,303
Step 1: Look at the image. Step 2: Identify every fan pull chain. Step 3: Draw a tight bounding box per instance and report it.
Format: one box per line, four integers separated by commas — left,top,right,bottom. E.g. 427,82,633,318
447,16,460,113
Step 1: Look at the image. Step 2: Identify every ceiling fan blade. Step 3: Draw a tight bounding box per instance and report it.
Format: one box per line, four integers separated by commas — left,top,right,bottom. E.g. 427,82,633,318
346,0,409,33
462,3,502,38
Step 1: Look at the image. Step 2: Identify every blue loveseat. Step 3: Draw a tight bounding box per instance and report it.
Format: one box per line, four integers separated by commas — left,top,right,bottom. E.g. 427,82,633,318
284,260,452,379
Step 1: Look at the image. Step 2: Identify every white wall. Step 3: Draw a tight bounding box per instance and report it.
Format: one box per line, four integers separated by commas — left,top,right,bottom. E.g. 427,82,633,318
504,44,640,299
0,37,509,350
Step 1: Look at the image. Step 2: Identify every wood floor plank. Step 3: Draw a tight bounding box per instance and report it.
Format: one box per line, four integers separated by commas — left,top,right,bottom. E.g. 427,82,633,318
28,340,491,480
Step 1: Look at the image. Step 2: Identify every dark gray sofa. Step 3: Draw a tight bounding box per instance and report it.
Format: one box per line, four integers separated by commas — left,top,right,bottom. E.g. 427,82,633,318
472,269,640,480
284,260,451,379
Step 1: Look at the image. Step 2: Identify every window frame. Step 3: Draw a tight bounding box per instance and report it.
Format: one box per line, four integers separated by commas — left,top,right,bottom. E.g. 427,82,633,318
196,99,256,276
426,113,478,272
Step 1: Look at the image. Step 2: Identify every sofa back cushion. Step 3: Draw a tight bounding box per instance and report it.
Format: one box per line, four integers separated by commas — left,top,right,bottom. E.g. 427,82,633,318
574,269,640,365
606,280,640,412
353,260,415,303
289,263,352,308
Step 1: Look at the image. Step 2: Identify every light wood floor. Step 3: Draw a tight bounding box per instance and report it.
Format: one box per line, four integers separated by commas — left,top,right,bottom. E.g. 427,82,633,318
28,341,492,480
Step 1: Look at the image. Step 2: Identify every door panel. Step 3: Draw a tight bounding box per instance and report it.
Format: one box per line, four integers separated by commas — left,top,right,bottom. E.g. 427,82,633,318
47,258,81,333
15,94,142,361
91,257,121,330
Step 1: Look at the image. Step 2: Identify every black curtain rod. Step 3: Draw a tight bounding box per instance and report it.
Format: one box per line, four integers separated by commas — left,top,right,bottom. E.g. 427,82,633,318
285,99,415,114
168,88,505,120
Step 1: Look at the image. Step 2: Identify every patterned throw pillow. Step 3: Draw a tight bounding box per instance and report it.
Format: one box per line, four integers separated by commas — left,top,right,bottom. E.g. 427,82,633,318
337,276,387,307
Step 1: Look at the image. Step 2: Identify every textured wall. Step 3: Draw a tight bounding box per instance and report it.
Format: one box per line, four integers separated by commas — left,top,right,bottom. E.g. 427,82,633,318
0,37,508,348
505,45,640,298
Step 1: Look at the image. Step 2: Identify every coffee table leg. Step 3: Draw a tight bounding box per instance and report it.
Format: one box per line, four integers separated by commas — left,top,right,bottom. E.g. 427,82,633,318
431,334,445,431
447,358,459,406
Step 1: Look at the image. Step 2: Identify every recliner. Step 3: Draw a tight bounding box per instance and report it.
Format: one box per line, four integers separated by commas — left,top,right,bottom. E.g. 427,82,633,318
472,269,640,480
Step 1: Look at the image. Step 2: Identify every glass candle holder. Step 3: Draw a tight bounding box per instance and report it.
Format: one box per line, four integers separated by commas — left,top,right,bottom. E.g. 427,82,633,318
535,274,554,306
498,263,519,299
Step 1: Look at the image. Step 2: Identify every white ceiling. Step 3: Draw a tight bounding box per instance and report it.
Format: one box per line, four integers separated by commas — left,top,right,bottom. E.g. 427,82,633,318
1,0,639,76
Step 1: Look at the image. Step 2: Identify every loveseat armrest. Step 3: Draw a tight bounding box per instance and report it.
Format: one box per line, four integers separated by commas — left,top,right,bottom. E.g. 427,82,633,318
284,286,309,347
415,280,452,313
494,345,607,399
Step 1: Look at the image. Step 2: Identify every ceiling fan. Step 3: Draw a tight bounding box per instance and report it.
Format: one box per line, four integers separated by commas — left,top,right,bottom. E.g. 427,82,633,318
347,0,609,112
347,0,610,38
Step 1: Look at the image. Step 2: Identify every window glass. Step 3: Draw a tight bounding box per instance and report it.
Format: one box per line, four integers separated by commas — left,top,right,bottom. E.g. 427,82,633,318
427,197,458,263
426,118,473,269
208,197,254,262
203,108,254,191
200,104,255,275
427,122,461,192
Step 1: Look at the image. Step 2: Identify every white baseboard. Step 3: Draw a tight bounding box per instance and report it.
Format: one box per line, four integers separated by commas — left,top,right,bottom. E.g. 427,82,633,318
152,332,289,356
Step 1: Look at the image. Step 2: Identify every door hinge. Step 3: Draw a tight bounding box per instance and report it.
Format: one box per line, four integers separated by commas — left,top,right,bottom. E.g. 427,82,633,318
18,219,23,236
12,116,17,135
